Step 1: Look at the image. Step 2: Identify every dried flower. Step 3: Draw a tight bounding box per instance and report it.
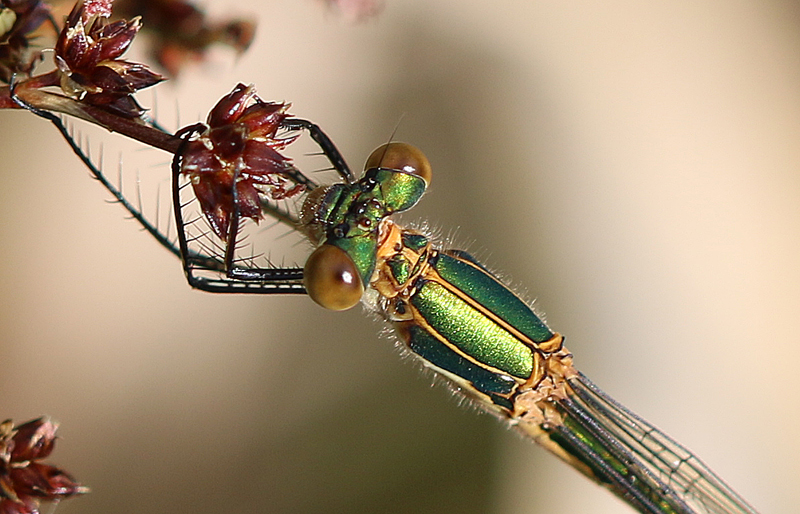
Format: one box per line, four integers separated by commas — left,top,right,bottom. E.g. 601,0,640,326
54,0,163,118
113,0,255,77
180,83,304,241
0,418,87,514
0,0,52,82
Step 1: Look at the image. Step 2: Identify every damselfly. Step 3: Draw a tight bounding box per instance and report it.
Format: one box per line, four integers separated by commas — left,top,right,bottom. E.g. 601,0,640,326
48,84,758,514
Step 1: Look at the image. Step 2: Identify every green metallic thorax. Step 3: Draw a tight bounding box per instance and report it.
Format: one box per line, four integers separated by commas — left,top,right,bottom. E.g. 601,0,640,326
371,222,565,414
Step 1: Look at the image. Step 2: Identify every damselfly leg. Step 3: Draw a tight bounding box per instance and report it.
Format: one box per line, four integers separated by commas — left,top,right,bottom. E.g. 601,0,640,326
13,80,348,296
8,78,184,260
168,86,354,294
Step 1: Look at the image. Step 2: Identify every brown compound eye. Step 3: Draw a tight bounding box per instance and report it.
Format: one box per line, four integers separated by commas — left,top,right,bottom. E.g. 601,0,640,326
364,142,432,185
303,244,364,311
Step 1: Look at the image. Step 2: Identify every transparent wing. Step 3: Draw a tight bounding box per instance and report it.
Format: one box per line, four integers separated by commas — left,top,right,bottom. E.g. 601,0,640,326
560,372,758,514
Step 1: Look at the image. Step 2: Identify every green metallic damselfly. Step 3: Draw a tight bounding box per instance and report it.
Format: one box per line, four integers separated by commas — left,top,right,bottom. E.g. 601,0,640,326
50,84,758,514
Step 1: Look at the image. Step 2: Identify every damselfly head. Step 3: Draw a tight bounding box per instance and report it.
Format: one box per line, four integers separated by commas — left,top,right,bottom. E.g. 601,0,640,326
300,183,366,310
301,143,433,311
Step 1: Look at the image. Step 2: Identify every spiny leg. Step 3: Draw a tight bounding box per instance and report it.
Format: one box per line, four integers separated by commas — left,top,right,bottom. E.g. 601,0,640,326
171,122,318,294
281,117,354,183
9,79,187,262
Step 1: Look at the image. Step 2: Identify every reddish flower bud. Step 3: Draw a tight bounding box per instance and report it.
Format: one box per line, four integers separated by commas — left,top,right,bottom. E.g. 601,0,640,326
7,419,55,463
54,0,163,118
9,463,85,498
0,0,51,82
0,495,36,514
180,83,304,240
0,418,88,514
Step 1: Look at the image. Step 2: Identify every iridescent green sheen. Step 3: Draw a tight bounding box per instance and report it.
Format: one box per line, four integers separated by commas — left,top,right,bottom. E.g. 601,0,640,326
401,232,428,252
400,323,517,408
371,168,426,213
387,255,411,285
333,235,378,285
434,252,553,344
410,280,534,379
549,410,681,514
315,169,427,285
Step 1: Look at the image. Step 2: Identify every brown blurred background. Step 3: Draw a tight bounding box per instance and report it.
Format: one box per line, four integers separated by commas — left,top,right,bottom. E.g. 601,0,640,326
1,0,798,513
